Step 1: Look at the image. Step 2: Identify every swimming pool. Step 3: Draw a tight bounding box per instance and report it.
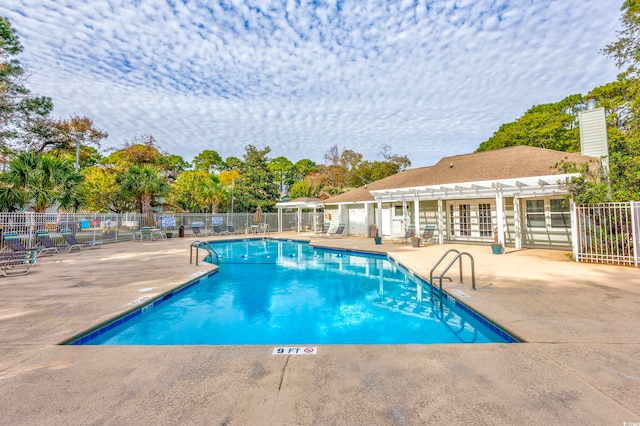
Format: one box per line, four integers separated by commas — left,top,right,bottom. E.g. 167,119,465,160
71,239,517,345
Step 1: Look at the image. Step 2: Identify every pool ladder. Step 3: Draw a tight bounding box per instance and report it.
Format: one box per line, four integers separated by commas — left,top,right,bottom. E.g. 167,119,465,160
429,249,475,310
190,240,220,265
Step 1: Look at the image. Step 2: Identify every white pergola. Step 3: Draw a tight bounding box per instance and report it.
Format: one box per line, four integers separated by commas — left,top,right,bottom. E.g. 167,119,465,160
370,173,578,249
275,198,324,233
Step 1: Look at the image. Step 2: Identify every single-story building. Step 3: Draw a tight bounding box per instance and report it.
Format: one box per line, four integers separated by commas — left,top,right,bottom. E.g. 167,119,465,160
322,146,599,250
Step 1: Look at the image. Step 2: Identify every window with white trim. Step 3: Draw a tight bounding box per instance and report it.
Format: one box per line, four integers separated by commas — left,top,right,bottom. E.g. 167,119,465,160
478,203,493,236
525,200,545,228
449,205,455,237
550,199,570,228
524,198,571,229
459,204,470,236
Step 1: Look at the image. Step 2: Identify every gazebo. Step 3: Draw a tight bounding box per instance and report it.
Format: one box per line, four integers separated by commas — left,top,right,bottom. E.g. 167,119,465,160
275,197,324,233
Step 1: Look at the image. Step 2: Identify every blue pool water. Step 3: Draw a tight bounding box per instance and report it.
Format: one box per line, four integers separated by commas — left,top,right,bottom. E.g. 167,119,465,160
77,240,515,345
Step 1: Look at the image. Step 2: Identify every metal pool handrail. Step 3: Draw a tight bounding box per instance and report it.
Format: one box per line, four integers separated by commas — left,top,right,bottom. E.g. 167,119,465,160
429,248,476,310
190,240,220,265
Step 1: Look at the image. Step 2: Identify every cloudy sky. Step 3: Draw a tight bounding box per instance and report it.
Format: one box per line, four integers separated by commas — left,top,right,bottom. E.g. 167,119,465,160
1,0,622,167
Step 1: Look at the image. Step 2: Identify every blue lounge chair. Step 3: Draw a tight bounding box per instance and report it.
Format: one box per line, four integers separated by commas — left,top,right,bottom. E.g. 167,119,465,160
328,223,346,238
419,225,436,246
212,225,226,236
36,230,64,254
61,229,100,250
392,225,415,244
315,223,330,237
0,250,38,276
2,232,29,252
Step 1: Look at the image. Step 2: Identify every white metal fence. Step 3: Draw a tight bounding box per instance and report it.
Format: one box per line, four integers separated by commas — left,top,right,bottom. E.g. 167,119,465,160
573,202,639,267
0,210,321,250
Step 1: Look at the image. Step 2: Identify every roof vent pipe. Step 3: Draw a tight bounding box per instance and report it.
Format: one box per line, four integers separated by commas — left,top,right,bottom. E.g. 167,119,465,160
587,97,596,110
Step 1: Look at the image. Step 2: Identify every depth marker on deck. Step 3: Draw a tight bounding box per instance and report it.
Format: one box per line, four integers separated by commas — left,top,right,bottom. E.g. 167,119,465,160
272,347,317,355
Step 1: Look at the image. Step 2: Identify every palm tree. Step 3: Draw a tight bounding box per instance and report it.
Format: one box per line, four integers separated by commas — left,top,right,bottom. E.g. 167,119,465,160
198,176,229,213
118,164,169,225
32,154,80,212
0,152,82,212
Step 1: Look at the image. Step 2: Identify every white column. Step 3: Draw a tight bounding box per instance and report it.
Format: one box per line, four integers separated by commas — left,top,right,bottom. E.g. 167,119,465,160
437,199,444,244
277,207,282,233
313,206,317,232
495,190,505,246
413,194,420,233
297,206,302,233
513,194,522,249
377,198,383,237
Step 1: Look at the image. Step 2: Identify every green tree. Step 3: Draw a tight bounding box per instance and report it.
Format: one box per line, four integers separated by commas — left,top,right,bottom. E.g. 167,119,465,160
0,17,54,151
27,115,108,158
198,175,229,214
477,95,584,152
117,164,169,224
167,170,207,212
169,170,228,213
81,165,136,213
603,0,640,77
352,161,401,187
159,154,189,182
193,150,224,173
224,156,243,170
233,145,280,212
289,180,313,199
379,144,411,170
292,159,317,182
0,152,82,212
268,156,295,196
106,135,163,167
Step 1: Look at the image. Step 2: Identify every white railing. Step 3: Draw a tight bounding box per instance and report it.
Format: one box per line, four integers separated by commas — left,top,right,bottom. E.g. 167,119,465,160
0,210,317,249
573,202,639,267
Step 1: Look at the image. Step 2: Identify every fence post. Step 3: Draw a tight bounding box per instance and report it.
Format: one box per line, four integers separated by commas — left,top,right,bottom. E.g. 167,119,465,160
92,212,97,245
570,199,579,263
28,212,35,249
632,201,639,267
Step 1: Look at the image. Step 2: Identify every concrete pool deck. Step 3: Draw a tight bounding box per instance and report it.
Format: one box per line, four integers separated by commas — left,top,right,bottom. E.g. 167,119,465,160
0,233,638,425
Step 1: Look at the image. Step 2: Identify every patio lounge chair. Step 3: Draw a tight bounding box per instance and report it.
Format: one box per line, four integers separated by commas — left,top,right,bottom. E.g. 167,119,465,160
192,225,201,237
35,230,64,254
2,232,28,252
328,223,346,238
61,229,100,250
315,224,330,237
392,225,415,244
0,250,38,277
419,225,436,246
227,224,238,235
139,227,153,242
212,225,227,236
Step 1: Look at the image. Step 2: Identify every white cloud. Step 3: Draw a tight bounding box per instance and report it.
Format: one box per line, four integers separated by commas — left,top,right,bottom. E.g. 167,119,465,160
0,0,621,167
